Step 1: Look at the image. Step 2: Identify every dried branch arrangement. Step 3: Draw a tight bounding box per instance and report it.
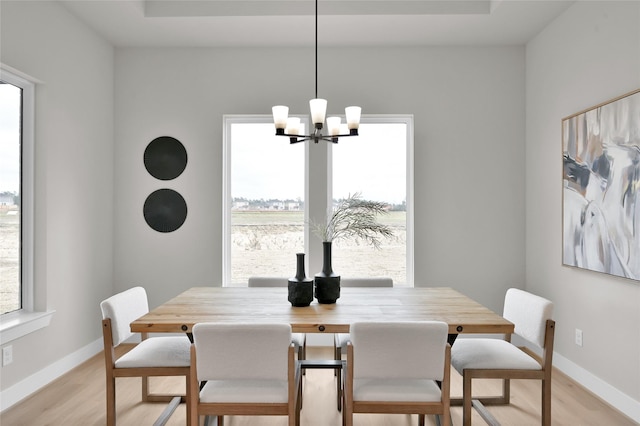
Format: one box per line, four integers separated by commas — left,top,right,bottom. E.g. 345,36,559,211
313,192,393,249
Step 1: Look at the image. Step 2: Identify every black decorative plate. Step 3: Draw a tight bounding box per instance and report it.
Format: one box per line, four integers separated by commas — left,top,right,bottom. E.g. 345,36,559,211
143,189,187,233
144,136,187,180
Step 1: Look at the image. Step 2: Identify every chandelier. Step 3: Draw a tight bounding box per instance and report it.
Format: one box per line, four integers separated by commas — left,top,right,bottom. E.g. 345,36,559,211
272,0,361,144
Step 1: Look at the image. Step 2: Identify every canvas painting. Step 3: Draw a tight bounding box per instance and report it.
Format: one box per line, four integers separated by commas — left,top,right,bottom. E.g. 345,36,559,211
562,89,640,281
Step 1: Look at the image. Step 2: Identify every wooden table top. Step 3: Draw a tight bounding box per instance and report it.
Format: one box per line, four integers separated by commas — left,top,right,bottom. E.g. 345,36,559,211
130,286,513,335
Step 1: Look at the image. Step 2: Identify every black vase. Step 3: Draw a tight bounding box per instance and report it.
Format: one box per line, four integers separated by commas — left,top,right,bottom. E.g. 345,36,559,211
288,253,314,307
314,241,341,304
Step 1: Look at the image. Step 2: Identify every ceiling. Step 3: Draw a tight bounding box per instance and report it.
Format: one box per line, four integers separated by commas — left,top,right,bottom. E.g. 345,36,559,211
60,0,574,47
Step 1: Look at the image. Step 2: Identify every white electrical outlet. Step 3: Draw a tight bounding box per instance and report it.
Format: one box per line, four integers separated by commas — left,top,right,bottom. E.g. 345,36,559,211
575,329,583,347
2,345,13,366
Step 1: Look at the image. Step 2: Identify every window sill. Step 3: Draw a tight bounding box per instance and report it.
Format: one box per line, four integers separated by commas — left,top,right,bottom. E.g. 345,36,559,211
0,310,56,345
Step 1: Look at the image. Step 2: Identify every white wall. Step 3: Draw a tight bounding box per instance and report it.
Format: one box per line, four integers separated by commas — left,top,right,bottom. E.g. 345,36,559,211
0,0,114,395
113,46,526,312
526,1,640,420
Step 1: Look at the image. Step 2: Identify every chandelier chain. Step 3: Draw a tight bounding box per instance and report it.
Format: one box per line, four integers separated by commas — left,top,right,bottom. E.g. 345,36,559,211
315,0,318,99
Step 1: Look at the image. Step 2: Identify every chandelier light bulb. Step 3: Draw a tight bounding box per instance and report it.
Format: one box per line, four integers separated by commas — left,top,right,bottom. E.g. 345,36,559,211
309,99,327,128
327,116,341,136
345,106,362,131
272,105,289,133
285,117,301,135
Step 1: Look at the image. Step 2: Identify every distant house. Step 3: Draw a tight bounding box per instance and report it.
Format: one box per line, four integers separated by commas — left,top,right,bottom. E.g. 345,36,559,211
270,201,285,210
286,202,300,211
232,201,249,210
0,193,16,207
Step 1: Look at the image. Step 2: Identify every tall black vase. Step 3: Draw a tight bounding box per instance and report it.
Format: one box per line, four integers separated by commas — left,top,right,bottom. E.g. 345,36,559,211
288,253,314,307
314,241,341,304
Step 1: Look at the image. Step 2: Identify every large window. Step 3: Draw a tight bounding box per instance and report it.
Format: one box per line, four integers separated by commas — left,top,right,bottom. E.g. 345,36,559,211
1,75,26,315
0,66,49,344
223,115,413,286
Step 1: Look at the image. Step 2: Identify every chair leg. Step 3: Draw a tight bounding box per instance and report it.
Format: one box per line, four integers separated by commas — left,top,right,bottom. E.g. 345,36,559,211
336,375,342,411
336,346,342,411
299,381,304,408
185,374,191,426
299,361,304,408
439,412,452,426
299,342,306,376
419,414,425,426
142,375,150,401
542,377,551,426
106,375,116,426
343,347,352,426
463,372,472,426
296,388,302,426
502,377,511,404
298,371,303,404
289,408,297,426
344,407,353,426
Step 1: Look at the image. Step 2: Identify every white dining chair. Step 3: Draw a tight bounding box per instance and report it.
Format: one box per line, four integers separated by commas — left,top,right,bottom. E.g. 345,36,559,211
334,277,393,410
451,288,555,426
100,286,191,425
189,322,301,426
344,321,451,426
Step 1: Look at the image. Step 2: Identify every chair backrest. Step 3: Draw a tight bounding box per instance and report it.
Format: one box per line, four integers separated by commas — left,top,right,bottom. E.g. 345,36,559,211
192,323,292,382
100,286,149,346
341,278,393,287
350,321,448,381
503,288,554,349
248,277,287,287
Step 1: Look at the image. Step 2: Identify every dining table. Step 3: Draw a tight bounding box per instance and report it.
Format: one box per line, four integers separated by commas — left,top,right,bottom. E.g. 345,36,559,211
130,286,514,338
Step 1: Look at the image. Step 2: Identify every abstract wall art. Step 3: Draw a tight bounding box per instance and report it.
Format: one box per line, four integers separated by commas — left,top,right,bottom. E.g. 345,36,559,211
562,89,640,281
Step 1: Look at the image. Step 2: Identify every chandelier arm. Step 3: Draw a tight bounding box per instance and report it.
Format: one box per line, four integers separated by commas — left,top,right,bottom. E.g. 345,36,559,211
289,137,312,144
278,131,357,138
319,137,339,144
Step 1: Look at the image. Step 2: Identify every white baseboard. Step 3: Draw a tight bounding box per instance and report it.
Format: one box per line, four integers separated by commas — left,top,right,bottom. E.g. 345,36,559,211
553,352,640,423
0,338,103,412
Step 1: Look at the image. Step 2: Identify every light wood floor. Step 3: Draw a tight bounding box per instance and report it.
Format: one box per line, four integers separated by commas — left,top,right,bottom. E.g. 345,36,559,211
1,346,636,426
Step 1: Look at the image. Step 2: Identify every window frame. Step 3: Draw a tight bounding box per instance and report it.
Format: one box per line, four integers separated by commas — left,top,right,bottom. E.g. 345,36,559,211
0,64,53,345
222,114,414,287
